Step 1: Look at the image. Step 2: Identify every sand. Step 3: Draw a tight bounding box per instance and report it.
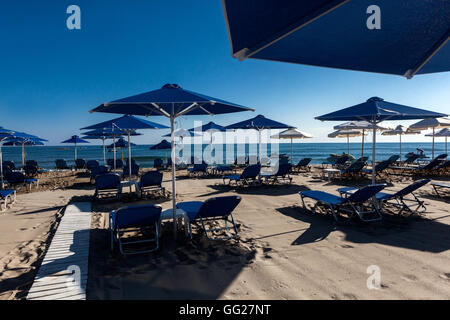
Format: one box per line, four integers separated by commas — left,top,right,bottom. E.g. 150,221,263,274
1,167,449,299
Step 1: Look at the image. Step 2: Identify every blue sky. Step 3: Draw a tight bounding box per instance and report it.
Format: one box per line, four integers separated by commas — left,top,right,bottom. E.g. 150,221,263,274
0,0,448,145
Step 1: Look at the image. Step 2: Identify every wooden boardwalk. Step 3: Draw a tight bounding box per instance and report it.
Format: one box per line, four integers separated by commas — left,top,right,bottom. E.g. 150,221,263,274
27,202,92,300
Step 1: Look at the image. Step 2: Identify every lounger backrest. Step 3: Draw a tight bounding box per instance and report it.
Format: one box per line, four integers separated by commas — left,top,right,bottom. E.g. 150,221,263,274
86,160,100,170
197,196,242,218
24,165,38,176
123,164,140,176
96,173,120,190
75,159,86,168
276,163,292,176
140,171,163,187
115,159,123,168
297,158,312,166
55,159,68,168
115,205,162,229
375,160,391,172
192,163,208,172
334,156,349,165
387,155,400,163
437,160,450,169
107,159,114,167
422,154,447,170
404,154,420,163
347,184,385,203
394,179,430,198
91,165,109,178
5,171,25,184
241,164,261,179
153,158,163,168
344,160,366,173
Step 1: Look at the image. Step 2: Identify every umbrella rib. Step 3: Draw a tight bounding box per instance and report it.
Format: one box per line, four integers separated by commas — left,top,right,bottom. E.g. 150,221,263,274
150,103,171,117
175,102,201,117
403,31,450,79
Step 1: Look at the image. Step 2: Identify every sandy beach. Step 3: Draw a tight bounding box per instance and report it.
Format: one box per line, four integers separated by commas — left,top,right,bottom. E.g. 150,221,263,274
1,168,448,300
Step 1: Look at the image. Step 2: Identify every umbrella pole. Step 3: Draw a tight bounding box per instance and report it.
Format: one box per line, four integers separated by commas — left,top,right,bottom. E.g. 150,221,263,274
347,135,349,155
113,137,116,171
170,114,177,240
75,142,77,162
0,144,3,189
372,123,376,185
128,132,132,192
399,134,402,161
102,139,106,165
361,130,365,158
291,138,293,164
22,143,25,167
432,127,435,159
258,130,262,163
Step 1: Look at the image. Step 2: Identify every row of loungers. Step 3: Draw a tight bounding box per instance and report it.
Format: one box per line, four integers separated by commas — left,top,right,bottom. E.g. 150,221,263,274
300,179,431,222
110,196,241,255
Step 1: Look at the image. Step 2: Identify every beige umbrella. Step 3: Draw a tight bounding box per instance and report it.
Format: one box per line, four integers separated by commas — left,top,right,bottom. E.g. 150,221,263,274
425,128,450,154
271,128,312,163
409,118,450,158
382,125,420,161
334,121,389,158
328,129,367,155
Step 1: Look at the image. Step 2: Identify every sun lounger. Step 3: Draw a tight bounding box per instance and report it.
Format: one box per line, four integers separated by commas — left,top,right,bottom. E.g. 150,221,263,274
2,161,15,171
75,159,86,170
4,171,38,191
299,184,385,222
139,171,165,197
322,155,349,169
90,165,109,183
55,159,70,170
432,182,450,197
223,164,261,186
339,160,366,178
338,179,430,216
260,163,292,184
0,189,16,211
26,160,38,167
363,159,392,179
176,196,241,240
94,173,121,199
23,165,39,178
292,158,312,172
402,153,420,165
109,204,162,255
394,154,447,175
122,163,140,178
436,160,450,173
188,163,208,177
153,158,164,169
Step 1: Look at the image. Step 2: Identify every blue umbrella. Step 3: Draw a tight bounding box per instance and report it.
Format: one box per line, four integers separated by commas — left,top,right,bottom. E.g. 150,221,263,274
150,139,172,163
226,114,294,161
61,135,90,161
82,128,141,166
222,1,450,78
3,132,47,167
89,83,254,239
188,121,227,155
81,115,168,182
316,97,448,183
106,138,136,164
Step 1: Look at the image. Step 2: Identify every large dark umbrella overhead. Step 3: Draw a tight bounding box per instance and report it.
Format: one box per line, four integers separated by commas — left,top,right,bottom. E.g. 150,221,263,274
61,135,90,161
226,114,294,161
316,97,448,184
89,83,254,239
222,1,450,78
82,115,167,182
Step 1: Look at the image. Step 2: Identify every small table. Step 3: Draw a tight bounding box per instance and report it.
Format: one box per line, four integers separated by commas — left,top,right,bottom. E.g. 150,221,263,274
119,180,140,197
160,208,190,237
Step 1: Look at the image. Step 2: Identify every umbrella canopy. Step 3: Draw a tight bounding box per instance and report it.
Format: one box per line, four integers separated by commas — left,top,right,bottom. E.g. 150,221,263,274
409,118,450,158
328,129,366,155
163,128,199,139
89,83,254,239
222,1,450,78
188,121,227,159
226,114,294,161
150,139,172,163
61,135,90,161
425,127,450,154
3,138,44,146
270,129,312,163
316,97,447,184
107,138,136,149
82,115,167,182
333,121,389,158
382,125,420,160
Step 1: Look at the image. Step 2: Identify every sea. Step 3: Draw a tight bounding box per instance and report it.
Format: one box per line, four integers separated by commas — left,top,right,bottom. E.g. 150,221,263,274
1,142,447,169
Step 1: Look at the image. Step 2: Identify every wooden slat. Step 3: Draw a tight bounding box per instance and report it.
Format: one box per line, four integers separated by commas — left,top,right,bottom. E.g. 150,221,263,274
27,202,91,300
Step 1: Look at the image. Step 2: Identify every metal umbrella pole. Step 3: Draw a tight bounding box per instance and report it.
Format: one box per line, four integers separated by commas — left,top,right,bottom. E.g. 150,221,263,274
170,109,177,239
127,131,132,193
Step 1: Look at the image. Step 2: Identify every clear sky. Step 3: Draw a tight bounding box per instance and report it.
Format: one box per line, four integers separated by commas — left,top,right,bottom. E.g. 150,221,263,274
0,0,448,145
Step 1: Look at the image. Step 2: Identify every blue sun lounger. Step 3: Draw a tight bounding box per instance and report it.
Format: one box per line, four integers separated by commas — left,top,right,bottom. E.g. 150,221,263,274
109,204,162,255
293,158,312,172
4,171,38,191
300,184,385,222
94,173,121,199
338,179,430,216
0,189,16,211
223,164,261,186
432,182,450,198
176,196,242,240
138,171,165,197
260,163,292,184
